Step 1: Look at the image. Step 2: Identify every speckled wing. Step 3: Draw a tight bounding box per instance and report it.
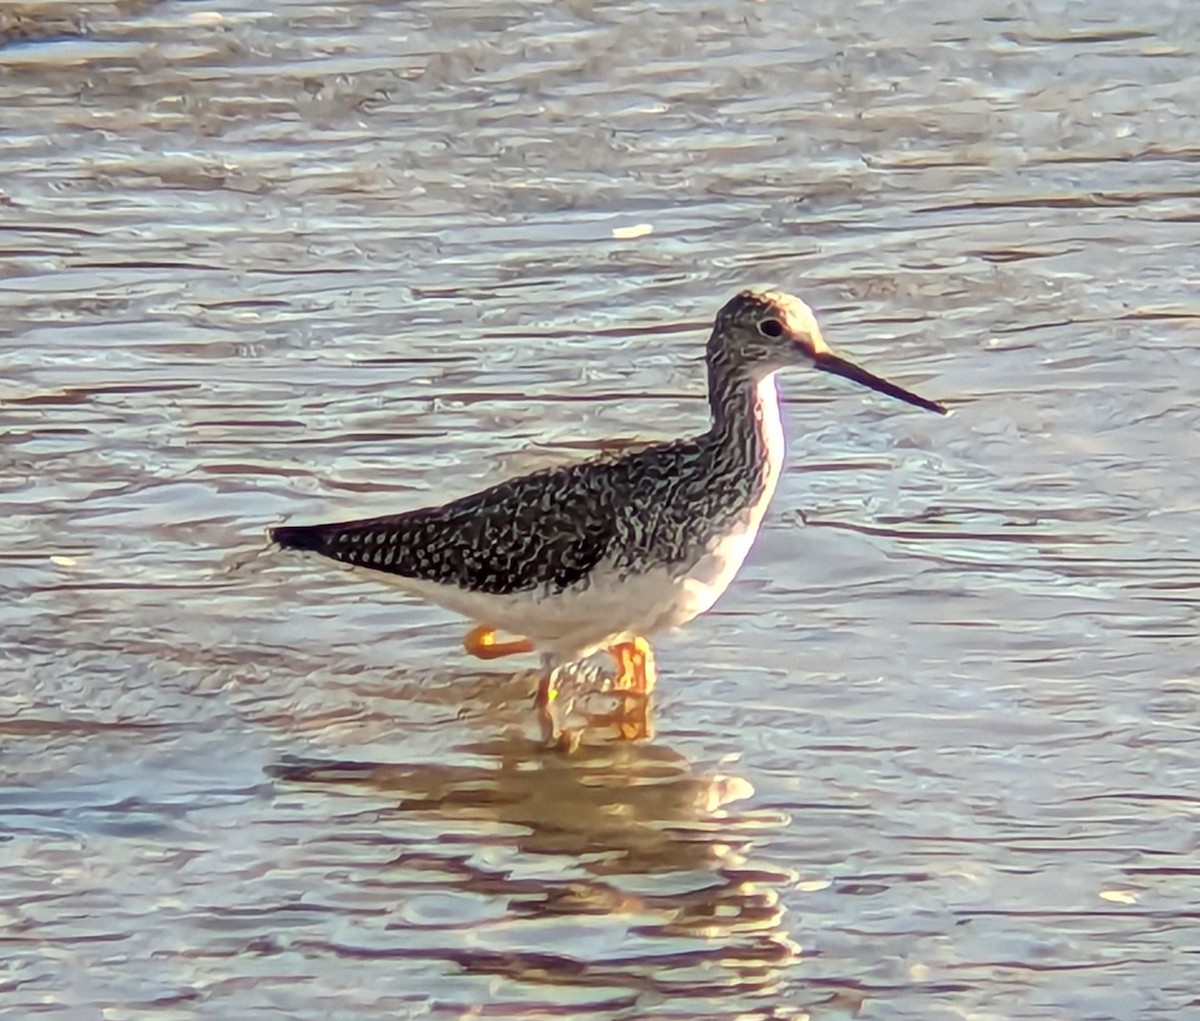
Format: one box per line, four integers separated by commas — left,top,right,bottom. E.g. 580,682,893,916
270,461,617,597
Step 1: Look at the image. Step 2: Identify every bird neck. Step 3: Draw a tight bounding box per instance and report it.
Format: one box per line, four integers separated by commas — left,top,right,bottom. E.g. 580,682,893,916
705,362,786,481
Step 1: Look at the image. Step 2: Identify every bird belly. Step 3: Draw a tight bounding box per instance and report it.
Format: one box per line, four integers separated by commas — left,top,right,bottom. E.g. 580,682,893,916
666,512,764,629
353,567,655,662
324,496,770,662
497,508,770,657
522,509,770,658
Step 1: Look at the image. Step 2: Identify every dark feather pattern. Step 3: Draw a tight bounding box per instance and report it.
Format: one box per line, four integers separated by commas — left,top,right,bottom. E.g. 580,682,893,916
270,421,773,597
271,291,853,599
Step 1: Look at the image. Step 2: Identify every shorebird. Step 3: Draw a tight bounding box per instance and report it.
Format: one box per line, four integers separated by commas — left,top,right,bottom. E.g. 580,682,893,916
271,289,945,731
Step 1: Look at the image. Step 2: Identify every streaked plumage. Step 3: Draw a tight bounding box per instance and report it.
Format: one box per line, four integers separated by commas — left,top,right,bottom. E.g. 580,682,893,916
272,289,945,693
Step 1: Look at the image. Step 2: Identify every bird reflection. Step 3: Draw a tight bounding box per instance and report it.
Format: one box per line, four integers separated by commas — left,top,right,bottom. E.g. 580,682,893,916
270,727,801,1003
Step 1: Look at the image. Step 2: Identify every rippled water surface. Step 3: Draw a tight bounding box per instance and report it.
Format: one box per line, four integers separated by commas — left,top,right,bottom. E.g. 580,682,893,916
3,1,1200,1017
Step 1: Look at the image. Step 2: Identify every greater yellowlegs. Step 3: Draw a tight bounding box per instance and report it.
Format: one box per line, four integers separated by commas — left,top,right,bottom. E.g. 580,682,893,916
271,289,945,724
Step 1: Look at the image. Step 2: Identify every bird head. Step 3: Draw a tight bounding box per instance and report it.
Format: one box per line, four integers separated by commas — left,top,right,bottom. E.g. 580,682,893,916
709,289,946,414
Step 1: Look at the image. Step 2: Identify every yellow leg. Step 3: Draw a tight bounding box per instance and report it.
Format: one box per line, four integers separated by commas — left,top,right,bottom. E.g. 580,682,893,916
534,669,559,709
606,637,655,741
608,636,656,695
463,628,655,743
534,664,580,751
463,624,535,661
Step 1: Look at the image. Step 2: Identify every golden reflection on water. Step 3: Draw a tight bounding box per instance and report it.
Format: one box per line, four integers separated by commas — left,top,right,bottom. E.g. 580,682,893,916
270,731,801,1004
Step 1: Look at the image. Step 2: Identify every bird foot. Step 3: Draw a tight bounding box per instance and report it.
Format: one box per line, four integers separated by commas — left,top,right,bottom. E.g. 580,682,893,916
533,659,653,745
471,630,657,745
534,667,579,749
586,691,654,741
463,624,535,660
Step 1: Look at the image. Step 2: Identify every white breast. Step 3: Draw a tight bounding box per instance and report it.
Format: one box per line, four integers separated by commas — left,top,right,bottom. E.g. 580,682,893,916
652,371,786,630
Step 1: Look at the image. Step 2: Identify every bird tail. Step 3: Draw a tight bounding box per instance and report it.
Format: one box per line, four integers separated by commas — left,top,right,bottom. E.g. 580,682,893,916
269,524,329,554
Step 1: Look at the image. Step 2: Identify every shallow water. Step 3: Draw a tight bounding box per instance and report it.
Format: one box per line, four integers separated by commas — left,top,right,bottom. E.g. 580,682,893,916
3,0,1200,1017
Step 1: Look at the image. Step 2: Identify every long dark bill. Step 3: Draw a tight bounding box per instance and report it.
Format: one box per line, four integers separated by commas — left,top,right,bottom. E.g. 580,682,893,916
813,352,947,415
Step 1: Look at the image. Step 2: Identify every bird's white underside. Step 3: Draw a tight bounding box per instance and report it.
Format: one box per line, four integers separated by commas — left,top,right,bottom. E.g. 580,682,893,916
357,506,764,662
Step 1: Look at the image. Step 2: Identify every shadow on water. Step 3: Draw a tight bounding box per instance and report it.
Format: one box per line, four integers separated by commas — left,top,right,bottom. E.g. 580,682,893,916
267,732,809,1013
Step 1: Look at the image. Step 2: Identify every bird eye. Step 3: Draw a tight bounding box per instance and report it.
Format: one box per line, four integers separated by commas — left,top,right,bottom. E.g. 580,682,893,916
757,318,784,338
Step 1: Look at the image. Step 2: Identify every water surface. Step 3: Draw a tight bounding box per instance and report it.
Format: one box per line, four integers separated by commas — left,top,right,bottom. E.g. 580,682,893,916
3,1,1199,1017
